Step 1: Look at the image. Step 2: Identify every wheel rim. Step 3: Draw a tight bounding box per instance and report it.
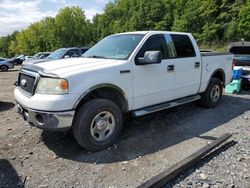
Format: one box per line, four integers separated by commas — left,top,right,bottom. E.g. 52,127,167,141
90,111,115,142
210,84,220,102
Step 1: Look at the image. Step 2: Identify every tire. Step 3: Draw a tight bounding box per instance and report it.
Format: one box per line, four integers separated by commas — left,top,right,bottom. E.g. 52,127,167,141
200,78,223,108
0,65,8,72
73,99,123,151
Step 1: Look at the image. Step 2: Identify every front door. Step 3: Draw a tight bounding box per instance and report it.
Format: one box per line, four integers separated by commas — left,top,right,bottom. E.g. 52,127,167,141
132,34,175,110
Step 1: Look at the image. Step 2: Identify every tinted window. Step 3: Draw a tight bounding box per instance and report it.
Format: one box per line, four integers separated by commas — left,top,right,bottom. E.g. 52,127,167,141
171,34,196,58
81,48,89,54
47,49,67,60
135,34,168,64
229,46,250,55
65,49,80,57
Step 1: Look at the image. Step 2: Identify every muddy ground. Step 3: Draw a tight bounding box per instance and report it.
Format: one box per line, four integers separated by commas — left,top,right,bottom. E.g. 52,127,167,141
0,66,249,188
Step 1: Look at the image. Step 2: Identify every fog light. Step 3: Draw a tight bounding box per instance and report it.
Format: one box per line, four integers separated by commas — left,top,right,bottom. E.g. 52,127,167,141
36,114,45,125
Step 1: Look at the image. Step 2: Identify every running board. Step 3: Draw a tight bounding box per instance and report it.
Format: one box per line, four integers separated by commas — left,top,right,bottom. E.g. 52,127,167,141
132,95,201,117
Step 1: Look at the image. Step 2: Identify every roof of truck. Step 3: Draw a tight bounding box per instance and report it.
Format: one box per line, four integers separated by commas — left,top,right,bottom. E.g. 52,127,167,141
113,31,191,36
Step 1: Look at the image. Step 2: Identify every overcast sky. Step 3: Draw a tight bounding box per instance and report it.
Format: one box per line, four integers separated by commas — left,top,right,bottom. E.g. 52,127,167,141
0,0,111,36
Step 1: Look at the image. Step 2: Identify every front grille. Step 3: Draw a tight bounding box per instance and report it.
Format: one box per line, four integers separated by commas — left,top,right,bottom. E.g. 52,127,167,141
18,73,36,94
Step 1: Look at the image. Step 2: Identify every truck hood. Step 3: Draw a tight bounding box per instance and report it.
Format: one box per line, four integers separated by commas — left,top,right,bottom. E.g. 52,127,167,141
26,57,118,76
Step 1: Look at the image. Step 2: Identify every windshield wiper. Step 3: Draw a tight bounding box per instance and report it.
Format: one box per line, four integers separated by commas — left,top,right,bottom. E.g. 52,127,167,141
84,55,107,59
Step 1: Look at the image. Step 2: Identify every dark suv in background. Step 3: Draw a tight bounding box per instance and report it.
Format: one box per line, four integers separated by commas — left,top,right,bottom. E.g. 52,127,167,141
229,41,250,66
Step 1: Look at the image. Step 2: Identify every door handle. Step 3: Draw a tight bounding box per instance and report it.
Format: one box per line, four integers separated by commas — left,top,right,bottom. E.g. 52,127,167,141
167,65,174,72
195,62,200,68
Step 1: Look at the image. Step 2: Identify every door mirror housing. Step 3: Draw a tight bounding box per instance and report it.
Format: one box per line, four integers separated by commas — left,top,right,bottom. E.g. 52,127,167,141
138,51,162,65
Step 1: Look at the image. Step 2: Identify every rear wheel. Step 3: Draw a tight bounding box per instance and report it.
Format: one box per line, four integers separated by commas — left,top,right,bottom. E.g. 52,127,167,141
200,78,222,108
73,99,123,151
0,65,8,72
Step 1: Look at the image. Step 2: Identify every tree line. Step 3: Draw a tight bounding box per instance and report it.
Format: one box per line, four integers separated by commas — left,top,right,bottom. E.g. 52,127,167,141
0,0,249,57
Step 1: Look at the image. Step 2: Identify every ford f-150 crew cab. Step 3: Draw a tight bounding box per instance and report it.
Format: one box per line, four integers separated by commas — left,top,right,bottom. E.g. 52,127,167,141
15,31,233,151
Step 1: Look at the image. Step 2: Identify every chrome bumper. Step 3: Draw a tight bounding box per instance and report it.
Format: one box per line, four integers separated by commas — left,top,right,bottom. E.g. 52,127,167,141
16,102,74,131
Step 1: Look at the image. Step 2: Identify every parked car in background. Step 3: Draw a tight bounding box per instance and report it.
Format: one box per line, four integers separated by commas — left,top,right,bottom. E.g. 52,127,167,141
25,56,35,61
10,55,25,65
229,41,250,66
0,59,14,71
47,48,81,59
33,52,51,59
22,52,51,62
17,55,25,61
0,57,8,61
23,47,89,65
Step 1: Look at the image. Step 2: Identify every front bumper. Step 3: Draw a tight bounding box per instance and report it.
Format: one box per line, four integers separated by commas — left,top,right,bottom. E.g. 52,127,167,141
16,102,75,131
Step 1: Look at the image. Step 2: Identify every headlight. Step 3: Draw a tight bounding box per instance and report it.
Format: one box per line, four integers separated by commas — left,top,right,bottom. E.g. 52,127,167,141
36,78,69,95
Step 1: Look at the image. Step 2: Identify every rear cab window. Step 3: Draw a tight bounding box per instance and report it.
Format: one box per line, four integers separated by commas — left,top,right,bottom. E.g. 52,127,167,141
170,34,196,58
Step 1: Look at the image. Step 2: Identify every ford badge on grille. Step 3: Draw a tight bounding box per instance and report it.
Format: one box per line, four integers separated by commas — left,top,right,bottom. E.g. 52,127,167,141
21,79,27,87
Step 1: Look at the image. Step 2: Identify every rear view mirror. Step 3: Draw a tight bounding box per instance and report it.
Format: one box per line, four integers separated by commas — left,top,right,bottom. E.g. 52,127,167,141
138,51,162,65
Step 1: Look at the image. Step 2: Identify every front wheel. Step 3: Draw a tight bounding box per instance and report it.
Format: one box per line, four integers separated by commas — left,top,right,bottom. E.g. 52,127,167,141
0,65,8,72
200,78,223,108
73,99,123,151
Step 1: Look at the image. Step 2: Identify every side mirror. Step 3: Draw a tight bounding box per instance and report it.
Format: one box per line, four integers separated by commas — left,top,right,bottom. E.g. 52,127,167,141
138,51,162,65
64,55,70,59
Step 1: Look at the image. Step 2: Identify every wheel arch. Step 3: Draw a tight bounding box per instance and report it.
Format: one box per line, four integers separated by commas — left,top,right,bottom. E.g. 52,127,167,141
73,84,129,113
209,69,225,86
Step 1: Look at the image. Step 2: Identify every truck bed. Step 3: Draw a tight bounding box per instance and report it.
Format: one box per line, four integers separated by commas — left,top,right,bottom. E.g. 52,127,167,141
199,53,233,92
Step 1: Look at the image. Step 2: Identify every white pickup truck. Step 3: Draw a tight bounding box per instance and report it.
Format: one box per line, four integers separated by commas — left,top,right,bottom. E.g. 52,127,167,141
15,31,233,151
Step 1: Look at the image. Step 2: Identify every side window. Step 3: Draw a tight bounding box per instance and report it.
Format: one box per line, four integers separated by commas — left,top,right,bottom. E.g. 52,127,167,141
170,34,196,58
135,34,168,64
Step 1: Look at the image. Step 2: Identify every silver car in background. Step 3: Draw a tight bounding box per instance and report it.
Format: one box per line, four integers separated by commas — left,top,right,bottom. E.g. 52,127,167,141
0,58,14,71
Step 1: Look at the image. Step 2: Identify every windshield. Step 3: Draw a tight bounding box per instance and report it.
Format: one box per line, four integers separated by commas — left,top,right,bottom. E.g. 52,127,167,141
47,49,66,60
83,34,144,60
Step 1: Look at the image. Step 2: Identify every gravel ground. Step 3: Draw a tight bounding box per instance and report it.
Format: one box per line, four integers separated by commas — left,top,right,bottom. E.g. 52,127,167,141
0,66,249,188
165,114,250,188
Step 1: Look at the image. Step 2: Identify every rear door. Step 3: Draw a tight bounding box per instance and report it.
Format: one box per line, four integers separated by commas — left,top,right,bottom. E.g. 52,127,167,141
169,34,202,99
